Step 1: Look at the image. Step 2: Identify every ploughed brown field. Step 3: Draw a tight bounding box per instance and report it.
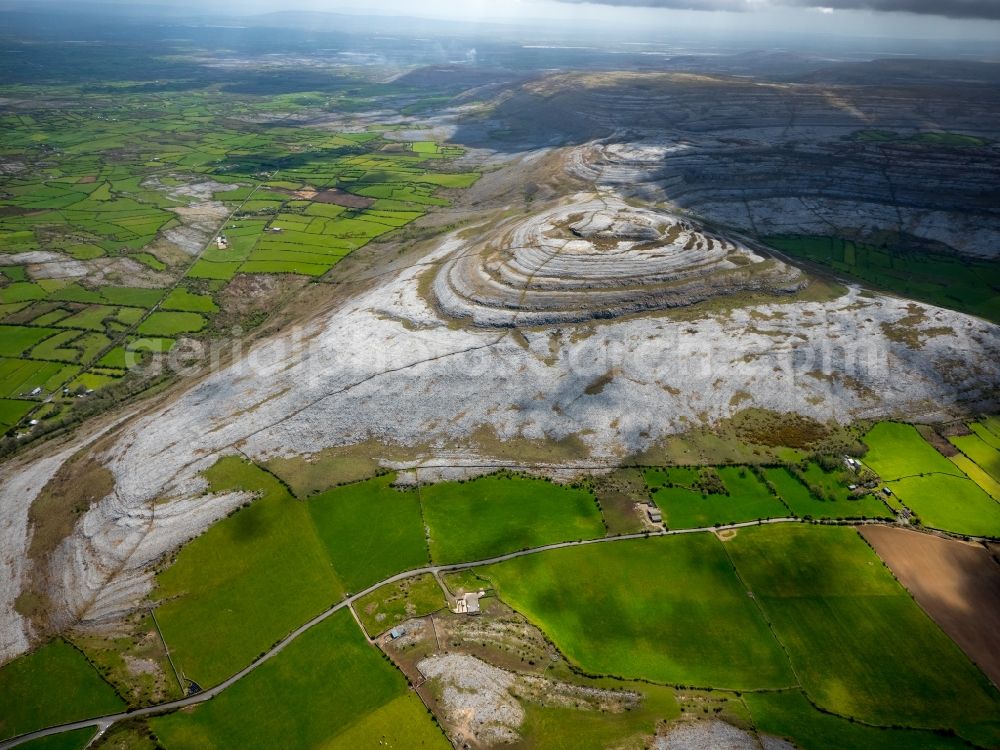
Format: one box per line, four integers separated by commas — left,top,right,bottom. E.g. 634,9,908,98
861,526,1000,687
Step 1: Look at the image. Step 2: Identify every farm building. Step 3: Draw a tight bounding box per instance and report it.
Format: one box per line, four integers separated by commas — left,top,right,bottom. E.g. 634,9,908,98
455,591,484,615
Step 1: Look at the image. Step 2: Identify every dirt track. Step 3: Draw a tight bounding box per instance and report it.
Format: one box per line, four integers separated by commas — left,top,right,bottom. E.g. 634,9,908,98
861,526,1000,687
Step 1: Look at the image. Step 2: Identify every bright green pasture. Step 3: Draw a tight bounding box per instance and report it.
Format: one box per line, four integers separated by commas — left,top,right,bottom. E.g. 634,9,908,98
889,473,1000,537
0,283,46,304
764,466,891,519
480,534,794,690
161,288,218,313
971,421,1000,449
981,416,1000,441
186,259,241,280
0,398,34,429
651,467,787,529
322,694,449,750
746,691,971,750
308,474,429,593
421,475,605,564
0,325,57,356
0,639,123,740
354,574,445,637
136,311,206,336
152,611,408,750
155,457,344,687
950,432,1000,484
99,287,161,307
727,525,1000,742
642,466,698,489
863,422,962,480
951,454,1000,500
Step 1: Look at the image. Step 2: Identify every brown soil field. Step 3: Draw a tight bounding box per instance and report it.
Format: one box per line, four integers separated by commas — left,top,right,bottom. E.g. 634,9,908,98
861,526,1000,687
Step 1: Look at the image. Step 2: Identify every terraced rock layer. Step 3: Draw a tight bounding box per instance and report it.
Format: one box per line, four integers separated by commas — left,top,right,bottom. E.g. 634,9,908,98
433,195,803,327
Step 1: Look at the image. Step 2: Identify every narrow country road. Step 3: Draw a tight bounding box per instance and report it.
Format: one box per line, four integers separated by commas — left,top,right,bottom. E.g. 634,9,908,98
0,515,971,749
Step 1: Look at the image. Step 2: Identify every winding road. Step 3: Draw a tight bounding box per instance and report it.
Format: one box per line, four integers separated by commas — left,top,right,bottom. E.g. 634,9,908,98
0,515,970,749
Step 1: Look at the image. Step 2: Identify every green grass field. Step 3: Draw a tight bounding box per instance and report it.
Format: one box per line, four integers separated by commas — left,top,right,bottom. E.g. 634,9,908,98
727,525,1000,743
0,325,57,357
353,573,445,637
0,94,477,443
763,235,1000,322
421,474,605,564
651,467,788,528
155,457,344,687
950,432,1000,484
136,311,206,336
764,466,891,519
951,454,1000,500
480,534,795,690
13,728,98,750
863,422,963,480
0,639,123,740
517,683,679,750
746,691,971,750
151,611,417,750
307,474,429,593
0,398,35,429
888,473,1000,537
642,466,699,490
321,693,449,750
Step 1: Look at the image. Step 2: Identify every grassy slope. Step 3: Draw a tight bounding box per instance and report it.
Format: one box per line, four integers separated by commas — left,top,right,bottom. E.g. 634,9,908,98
155,458,344,687
421,475,605,564
480,534,794,690
152,611,409,750
0,640,122,740
308,474,429,592
727,525,1000,744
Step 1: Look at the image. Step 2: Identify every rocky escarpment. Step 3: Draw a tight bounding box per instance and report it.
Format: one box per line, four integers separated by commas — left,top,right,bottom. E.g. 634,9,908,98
462,72,1000,258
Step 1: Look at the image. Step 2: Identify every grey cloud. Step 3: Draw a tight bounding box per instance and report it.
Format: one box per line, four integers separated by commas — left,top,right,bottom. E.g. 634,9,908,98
787,0,1000,18
553,0,1000,19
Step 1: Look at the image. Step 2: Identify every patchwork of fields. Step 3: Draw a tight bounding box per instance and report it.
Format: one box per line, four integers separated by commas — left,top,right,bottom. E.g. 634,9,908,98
863,421,1000,537
483,525,1000,746
3,417,999,749
0,92,477,441
644,461,893,527
151,610,447,750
